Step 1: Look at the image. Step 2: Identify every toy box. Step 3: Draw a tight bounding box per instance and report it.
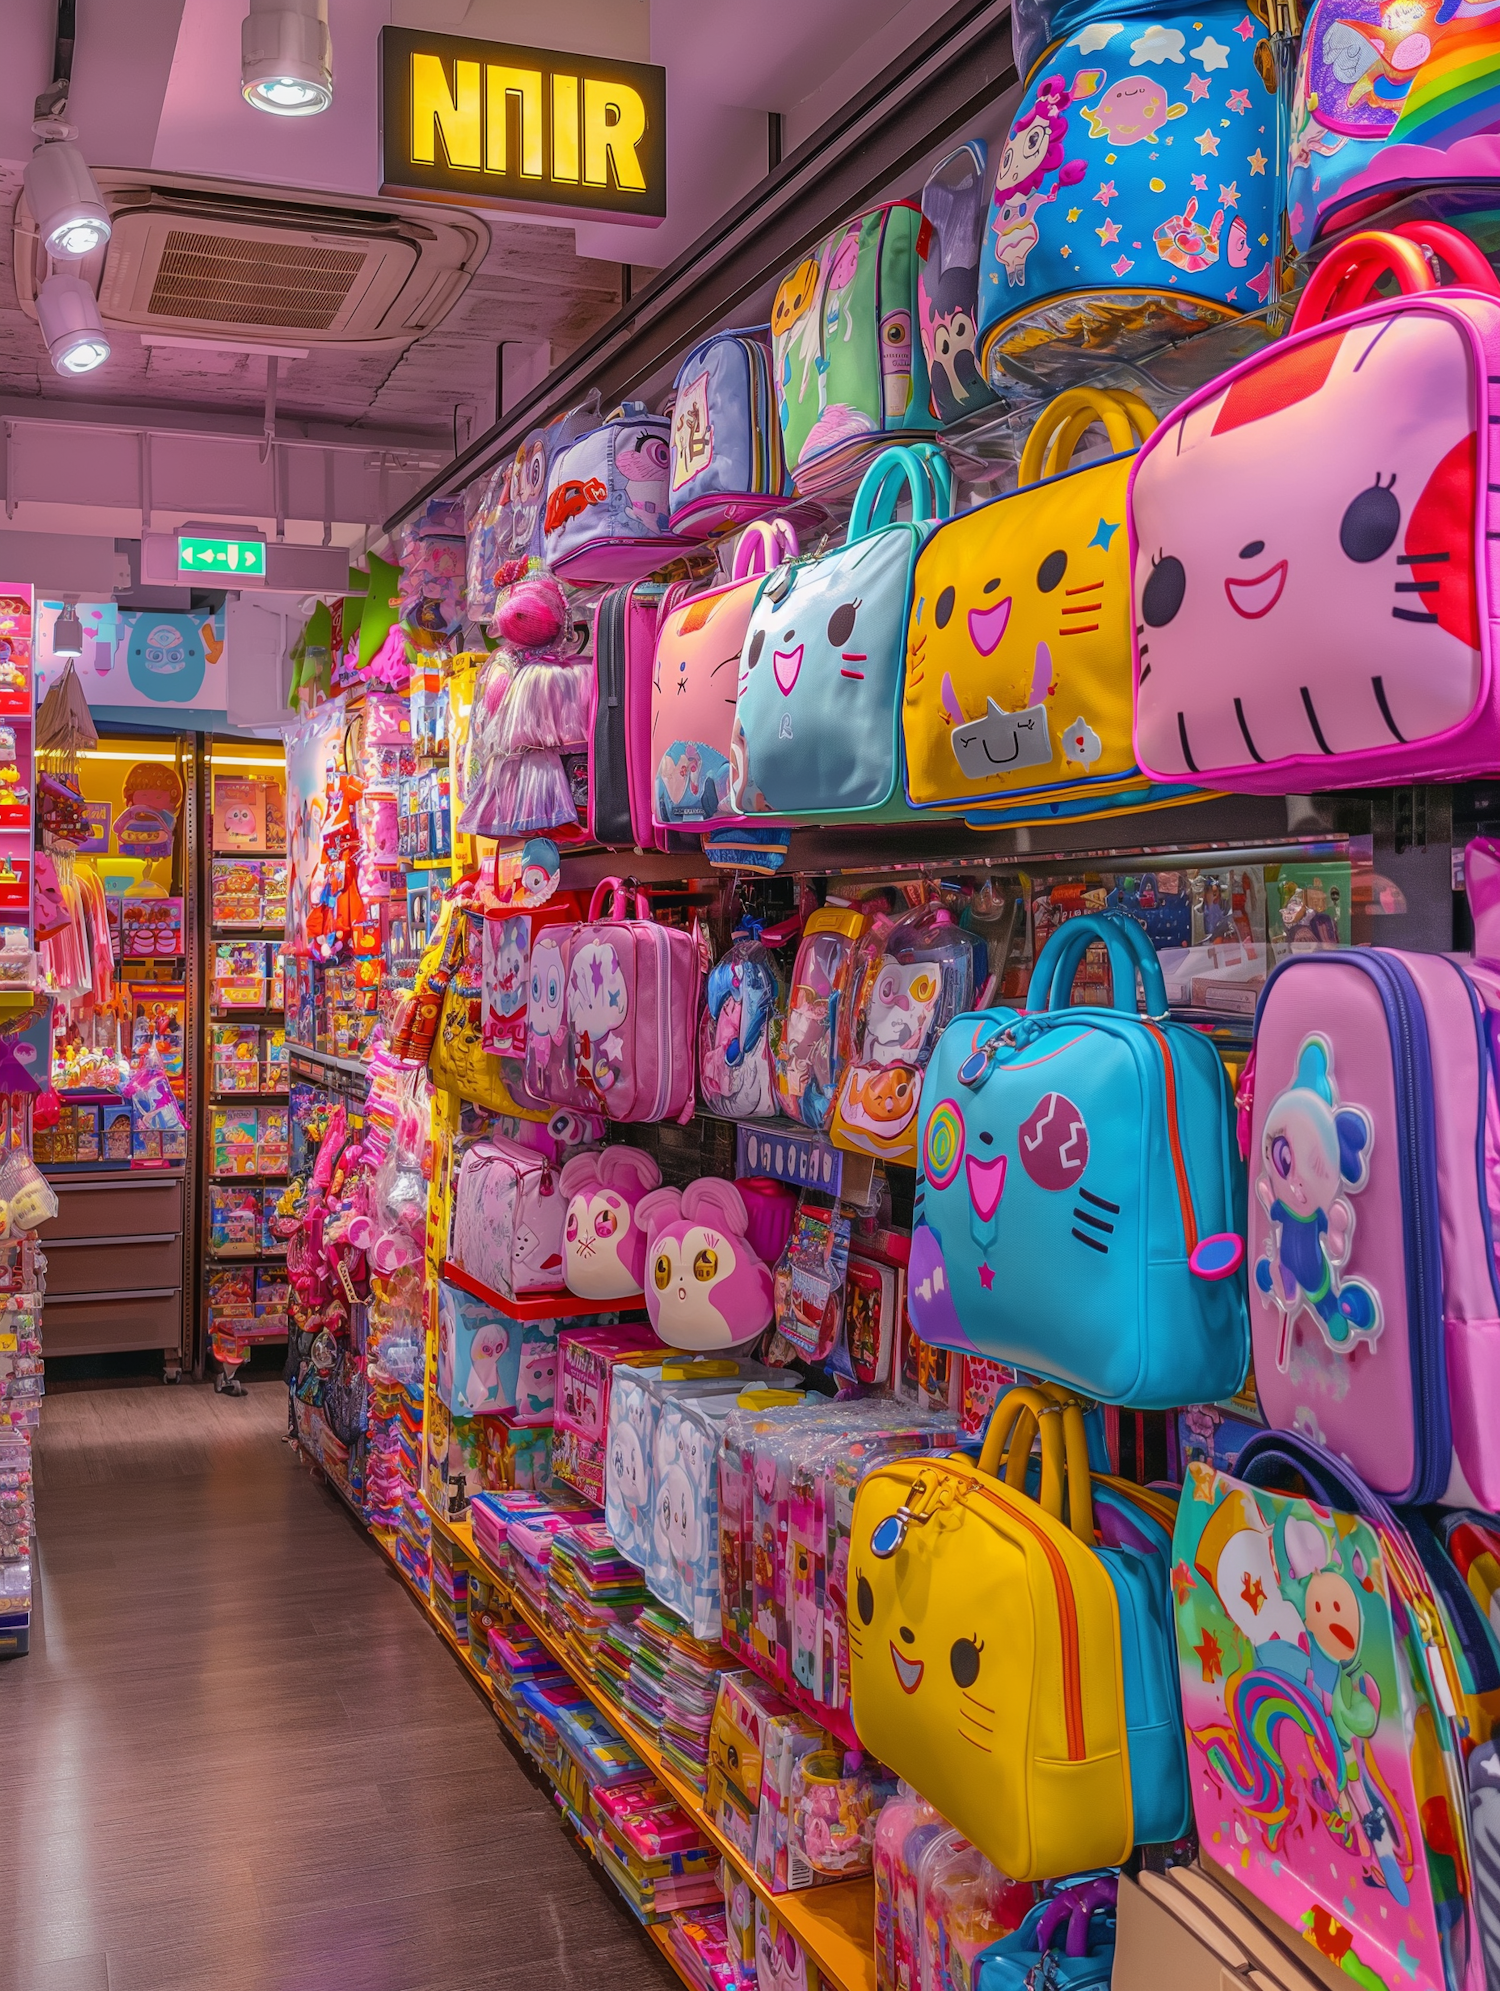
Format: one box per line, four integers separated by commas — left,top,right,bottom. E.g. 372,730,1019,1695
435,1280,560,1424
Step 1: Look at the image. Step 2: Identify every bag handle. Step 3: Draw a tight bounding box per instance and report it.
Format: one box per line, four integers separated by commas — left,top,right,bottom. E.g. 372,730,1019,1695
977,1386,1094,1546
1391,220,1500,296
848,445,952,541
1289,230,1439,335
1029,911,1170,1022
731,517,800,581
1017,388,1157,489
586,876,651,921
1232,1428,1372,1517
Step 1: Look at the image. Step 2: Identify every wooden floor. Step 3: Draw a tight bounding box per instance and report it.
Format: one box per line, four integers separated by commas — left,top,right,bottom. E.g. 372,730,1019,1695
0,1380,678,1991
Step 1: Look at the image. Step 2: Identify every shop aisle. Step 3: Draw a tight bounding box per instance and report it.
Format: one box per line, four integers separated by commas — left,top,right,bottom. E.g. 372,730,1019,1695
0,1381,677,1991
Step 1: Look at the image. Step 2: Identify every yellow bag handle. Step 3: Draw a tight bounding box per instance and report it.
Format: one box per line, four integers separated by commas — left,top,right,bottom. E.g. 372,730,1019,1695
976,1384,1095,1545
1017,388,1158,490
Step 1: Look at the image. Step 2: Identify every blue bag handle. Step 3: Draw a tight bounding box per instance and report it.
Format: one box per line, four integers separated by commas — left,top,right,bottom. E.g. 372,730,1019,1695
1029,912,1169,1021
1233,1429,1377,1518
848,444,952,540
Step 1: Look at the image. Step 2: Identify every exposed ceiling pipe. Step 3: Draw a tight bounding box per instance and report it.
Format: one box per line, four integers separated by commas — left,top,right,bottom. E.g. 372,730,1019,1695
33,0,75,127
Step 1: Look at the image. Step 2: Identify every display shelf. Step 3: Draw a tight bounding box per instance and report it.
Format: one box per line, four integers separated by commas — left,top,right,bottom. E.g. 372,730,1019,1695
287,1044,371,1082
207,1172,289,1185
205,1247,286,1263
211,924,287,935
422,1498,875,1991
208,1092,289,1105
438,1261,647,1322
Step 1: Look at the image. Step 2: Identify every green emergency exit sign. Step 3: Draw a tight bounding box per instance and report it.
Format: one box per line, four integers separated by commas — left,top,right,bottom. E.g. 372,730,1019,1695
177,535,266,576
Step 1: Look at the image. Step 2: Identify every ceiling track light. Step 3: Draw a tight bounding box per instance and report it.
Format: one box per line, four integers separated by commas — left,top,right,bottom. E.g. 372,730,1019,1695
241,0,333,116
51,598,84,658
36,270,110,376
23,138,111,258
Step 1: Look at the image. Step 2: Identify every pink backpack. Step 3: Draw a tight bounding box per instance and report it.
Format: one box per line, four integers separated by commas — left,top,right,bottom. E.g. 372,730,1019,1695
1243,836,1500,1508
1129,223,1500,792
554,878,701,1124
448,1133,567,1299
651,520,798,831
590,580,689,851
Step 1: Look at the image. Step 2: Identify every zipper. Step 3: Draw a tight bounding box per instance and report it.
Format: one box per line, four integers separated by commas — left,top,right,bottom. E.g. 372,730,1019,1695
961,1469,1086,1760
1141,1021,1198,1253
651,929,673,1121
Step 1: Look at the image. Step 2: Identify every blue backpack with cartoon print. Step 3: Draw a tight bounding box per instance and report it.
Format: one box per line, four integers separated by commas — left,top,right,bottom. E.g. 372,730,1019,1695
907,910,1248,1407
974,0,1280,405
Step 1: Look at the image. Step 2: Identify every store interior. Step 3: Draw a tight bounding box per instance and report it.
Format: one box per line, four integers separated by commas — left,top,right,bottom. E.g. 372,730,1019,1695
3,3,1500,1991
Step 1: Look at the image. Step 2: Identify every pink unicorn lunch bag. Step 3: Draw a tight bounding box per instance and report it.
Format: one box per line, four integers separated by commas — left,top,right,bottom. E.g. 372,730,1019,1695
1128,222,1500,791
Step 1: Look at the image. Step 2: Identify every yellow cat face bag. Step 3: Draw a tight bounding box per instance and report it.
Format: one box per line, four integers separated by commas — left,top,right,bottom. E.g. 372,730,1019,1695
902,389,1171,817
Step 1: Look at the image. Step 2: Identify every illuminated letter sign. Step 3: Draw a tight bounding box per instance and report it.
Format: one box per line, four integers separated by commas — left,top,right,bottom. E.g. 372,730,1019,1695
380,28,665,222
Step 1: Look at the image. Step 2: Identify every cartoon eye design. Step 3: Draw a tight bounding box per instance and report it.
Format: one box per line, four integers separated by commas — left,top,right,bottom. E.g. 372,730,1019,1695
595,1207,618,1238
654,1253,672,1290
1142,553,1187,627
693,1247,719,1282
745,629,765,671
566,1213,578,1241
856,1573,874,1625
1037,549,1068,593
1340,477,1401,563
882,317,910,349
950,1636,984,1687
935,586,955,629
827,602,858,647
1270,1133,1293,1178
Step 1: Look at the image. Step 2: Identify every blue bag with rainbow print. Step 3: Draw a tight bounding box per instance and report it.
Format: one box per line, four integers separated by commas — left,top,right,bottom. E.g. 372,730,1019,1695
906,910,1248,1407
975,0,1280,397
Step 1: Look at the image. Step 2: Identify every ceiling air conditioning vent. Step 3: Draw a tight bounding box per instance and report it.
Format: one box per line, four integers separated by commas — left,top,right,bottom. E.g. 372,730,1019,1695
13,170,488,355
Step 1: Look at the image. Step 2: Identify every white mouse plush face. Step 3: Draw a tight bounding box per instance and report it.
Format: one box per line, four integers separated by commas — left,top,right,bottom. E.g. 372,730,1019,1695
609,1418,648,1520
565,1186,643,1299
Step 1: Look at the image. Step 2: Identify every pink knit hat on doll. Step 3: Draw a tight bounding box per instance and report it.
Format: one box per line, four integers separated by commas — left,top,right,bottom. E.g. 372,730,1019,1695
495,572,567,650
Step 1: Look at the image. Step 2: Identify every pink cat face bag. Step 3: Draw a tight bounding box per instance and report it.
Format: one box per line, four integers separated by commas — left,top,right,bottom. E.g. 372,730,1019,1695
1129,223,1500,791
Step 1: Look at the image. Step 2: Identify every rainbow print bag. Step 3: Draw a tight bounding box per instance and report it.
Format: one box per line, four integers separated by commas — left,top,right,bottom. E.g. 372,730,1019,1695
974,1,1280,396
1172,1430,1482,1991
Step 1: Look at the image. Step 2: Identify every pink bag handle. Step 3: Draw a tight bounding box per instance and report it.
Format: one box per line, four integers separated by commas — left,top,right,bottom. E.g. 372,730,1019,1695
731,517,799,582
586,876,651,921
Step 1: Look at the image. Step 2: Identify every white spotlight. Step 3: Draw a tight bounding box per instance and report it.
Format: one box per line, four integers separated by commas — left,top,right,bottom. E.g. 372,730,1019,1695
23,140,111,259
36,271,111,376
52,600,84,658
241,0,333,116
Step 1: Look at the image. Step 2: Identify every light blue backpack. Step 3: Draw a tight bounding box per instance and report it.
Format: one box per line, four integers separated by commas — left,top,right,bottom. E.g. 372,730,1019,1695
907,910,1248,1407
667,328,787,539
729,445,951,823
541,403,687,582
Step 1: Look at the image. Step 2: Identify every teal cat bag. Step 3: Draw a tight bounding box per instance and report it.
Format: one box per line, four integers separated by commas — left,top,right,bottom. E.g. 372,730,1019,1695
729,446,952,824
907,911,1249,1407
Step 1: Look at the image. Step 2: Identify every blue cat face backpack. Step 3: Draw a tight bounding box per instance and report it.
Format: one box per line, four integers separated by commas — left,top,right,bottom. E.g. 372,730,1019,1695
907,910,1248,1407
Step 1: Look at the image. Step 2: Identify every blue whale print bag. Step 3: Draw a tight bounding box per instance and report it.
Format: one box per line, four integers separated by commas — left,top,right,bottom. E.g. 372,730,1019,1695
907,910,1249,1407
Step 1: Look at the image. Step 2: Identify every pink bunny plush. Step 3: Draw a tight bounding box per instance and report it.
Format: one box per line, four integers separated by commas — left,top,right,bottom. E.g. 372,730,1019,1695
635,1177,777,1352
560,1146,661,1300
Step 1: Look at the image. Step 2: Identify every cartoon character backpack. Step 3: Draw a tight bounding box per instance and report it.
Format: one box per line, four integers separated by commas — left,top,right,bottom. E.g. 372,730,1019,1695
542,404,688,582
904,387,1197,826
1129,223,1500,792
698,918,796,1121
652,519,799,830
732,448,951,823
919,141,997,425
776,907,869,1130
448,1133,568,1299
1172,1430,1483,1991
1288,0,1500,250
560,1145,661,1301
636,1177,789,1352
830,907,978,1165
908,910,1248,1407
668,328,789,538
1243,841,1500,1508
974,2,1280,399
772,202,939,500
559,878,701,1124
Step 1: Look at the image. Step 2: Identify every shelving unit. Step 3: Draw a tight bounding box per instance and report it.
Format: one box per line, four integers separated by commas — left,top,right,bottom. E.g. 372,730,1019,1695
438,1260,648,1323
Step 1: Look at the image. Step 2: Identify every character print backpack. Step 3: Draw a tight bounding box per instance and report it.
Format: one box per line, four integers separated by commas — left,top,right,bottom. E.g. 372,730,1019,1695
591,579,690,851
903,387,1198,826
542,404,689,582
908,910,1248,1407
1288,0,1500,251
1243,840,1500,1508
448,1133,568,1299
1172,1429,1485,1991
698,915,799,1122
1129,223,1500,792
918,141,996,425
547,877,700,1124
849,1387,1190,1882
776,906,869,1131
830,906,978,1165
771,202,939,500
668,328,788,538
732,447,951,823
974,1,1279,400
652,519,799,830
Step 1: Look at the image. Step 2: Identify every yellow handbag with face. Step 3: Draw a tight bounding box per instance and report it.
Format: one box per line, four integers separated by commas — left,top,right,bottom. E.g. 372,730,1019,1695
847,1385,1134,1882
903,389,1181,818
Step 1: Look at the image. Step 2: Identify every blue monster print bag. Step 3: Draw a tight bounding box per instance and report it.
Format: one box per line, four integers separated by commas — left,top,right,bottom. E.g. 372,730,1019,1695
729,445,951,823
907,910,1249,1407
